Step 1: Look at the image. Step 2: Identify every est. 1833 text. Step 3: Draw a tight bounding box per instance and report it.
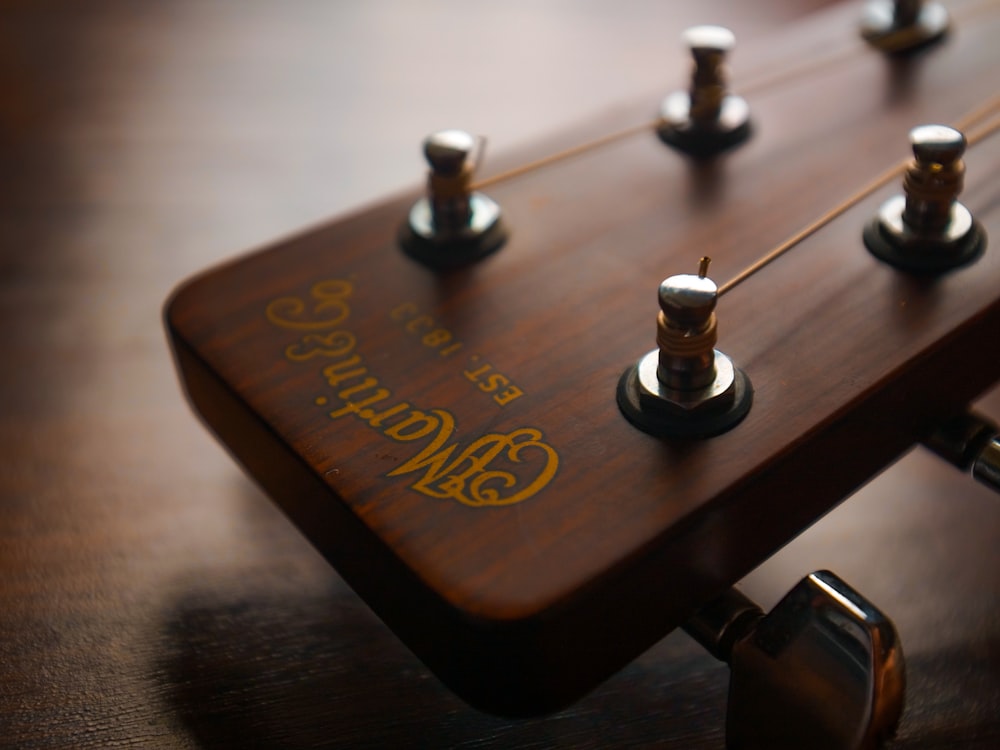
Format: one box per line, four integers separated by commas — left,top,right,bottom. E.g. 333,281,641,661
391,303,525,407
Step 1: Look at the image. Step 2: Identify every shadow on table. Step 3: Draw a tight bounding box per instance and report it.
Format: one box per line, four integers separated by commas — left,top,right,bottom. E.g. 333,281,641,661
160,581,727,749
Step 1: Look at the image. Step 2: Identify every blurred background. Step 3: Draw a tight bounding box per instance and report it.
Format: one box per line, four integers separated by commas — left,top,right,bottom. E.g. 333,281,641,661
1,1,997,747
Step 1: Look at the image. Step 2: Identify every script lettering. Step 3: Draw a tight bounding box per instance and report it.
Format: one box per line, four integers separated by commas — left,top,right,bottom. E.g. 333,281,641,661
266,280,559,507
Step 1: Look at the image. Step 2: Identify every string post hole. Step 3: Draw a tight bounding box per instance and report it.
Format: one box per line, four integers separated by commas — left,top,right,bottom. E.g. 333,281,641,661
656,25,752,159
617,268,752,438
860,0,949,54
399,129,507,270
864,124,986,273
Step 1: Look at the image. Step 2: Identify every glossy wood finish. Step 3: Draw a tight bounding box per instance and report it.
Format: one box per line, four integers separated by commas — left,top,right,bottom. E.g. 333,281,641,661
167,0,1000,718
2,1,998,747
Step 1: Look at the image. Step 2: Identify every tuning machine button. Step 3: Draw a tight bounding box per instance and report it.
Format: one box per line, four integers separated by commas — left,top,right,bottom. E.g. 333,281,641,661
861,0,949,54
924,411,1000,494
684,571,906,750
656,26,752,159
399,129,507,270
617,258,752,438
864,125,987,273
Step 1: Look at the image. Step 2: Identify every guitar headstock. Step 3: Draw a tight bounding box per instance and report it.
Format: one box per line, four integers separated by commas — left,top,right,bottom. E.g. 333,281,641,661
166,0,1000,717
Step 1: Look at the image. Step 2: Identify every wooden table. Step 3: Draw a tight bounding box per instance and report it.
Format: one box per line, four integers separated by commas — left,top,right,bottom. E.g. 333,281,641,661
1,1,997,747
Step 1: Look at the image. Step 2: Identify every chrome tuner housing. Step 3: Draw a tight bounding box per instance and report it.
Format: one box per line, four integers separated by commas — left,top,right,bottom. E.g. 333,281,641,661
618,266,753,439
399,129,507,270
860,0,950,54
864,124,987,273
684,571,906,750
656,26,752,159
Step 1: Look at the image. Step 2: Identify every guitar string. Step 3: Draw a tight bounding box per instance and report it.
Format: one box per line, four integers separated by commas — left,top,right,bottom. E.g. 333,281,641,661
716,94,1000,296
469,39,867,191
469,0,996,192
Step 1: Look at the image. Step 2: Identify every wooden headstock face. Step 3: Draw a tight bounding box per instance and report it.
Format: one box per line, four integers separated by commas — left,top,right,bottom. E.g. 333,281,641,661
166,1,1000,716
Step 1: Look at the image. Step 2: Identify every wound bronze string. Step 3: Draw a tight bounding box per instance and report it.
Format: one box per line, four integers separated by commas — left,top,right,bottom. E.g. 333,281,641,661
717,95,1000,296
470,0,995,193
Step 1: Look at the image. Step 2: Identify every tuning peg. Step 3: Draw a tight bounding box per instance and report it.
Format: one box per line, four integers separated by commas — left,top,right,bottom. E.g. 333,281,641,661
399,129,507,270
656,25,752,159
684,571,906,750
860,0,949,54
924,411,1000,493
617,258,753,438
864,124,986,273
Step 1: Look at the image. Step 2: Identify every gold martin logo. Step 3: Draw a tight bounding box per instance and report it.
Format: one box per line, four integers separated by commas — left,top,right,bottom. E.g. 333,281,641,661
265,279,558,507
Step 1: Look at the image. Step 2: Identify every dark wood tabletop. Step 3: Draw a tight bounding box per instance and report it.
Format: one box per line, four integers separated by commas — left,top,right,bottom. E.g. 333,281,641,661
2,1,998,748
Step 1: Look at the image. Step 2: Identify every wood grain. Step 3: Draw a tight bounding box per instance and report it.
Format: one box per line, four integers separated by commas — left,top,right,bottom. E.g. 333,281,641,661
2,0,998,747
168,0,1000,718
